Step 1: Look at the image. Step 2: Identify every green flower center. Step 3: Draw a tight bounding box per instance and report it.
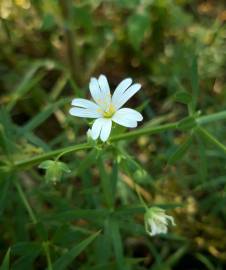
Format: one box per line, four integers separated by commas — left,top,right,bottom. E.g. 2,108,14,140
103,104,115,118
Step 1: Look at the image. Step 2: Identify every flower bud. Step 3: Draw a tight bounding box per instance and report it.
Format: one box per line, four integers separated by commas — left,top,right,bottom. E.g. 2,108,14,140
39,160,71,183
144,207,176,236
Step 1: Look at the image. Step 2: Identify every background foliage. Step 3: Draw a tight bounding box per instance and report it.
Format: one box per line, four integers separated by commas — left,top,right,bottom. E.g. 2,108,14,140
1,0,226,269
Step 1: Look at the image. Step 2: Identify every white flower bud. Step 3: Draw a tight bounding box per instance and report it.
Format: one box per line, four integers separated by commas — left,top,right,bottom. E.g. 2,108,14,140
144,207,176,236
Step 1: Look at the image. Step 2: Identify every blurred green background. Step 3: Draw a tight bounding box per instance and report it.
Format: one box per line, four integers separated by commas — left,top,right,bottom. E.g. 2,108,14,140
1,0,226,269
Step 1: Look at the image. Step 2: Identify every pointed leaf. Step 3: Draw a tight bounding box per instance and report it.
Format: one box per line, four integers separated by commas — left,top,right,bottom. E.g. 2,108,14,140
0,248,10,270
177,116,197,131
168,136,193,164
51,231,101,270
174,91,192,105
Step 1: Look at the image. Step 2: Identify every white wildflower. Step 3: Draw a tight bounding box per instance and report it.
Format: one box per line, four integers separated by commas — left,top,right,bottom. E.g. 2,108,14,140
69,75,143,142
144,207,176,236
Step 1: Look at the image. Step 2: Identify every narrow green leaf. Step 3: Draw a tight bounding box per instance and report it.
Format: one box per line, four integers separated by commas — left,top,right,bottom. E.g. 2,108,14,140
94,219,112,265
76,149,98,176
7,67,44,112
0,248,10,270
24,131,50,151
7,60,56,111
198,127,226,155
12,242,41,255
195,253,215,270
191,55,199,111
98,157,113,208
22,98,69,133
174,91,192,105
110,160,119,204
109,219,126,270
44,209,109,222
195,134,208,183
168,136,193,164
0,124,9,155
0,174,12,217
12,252,41,270
51,230,101,270
127,12,150,50
114,206,145,218
177,116,197,131
166,246,188,267
0,108,17,154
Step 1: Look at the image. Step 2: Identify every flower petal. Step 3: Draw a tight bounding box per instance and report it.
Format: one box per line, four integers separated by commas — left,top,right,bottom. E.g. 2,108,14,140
100,119,112,142
69,108,101,118
113,83,141,109
91,118,104,139
90,118,112,141
165,215,176,226
114,108,143,122
98,74,110,96
89,78,102,105
112,78,132,105
71,98,99,110
98,74,111,109
112,111,138,128
149,220,158,236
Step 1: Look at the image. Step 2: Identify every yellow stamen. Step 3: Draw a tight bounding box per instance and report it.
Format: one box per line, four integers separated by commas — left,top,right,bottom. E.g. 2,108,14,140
103,104,115,118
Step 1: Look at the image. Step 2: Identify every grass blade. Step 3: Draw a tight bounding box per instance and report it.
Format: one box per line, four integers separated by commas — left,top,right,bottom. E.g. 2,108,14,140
0,248,10,270
51,230,101,270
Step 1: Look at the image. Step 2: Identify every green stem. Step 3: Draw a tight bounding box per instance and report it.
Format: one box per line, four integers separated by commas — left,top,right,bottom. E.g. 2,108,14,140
197,127,226,155
14,143,91,169
16,182,53,270
14,122,178,170
15,181,37,224
111,122,178,141
136,186,149,211
43,242,53,270
197,110,226,125
12,110,226,170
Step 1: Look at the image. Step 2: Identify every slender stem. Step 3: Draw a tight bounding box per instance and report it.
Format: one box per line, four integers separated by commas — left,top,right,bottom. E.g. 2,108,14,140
197,110,226,125
43,242,53,270
14,143,92,169
14,122,178,170
111,122,178,141
15,181,37,224
12,110,226,170
16,181,54,269
135,186,149,211
197,127,226,155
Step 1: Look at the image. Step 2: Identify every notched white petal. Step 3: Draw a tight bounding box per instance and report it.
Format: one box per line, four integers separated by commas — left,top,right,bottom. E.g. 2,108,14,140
91,118,104,140
113,83,141,109
71,98,99,109
100,119,112,142
90,118,112,142
98,74,110,93
112,108,142,128
98,74,111,109
112,78,132,105
69,108,101,118
114,108,143,122
112,113,138,128
89,78,102,104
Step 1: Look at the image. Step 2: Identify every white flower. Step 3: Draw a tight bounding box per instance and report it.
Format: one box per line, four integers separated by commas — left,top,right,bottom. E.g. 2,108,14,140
69,75,143,142
144,207,176,236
